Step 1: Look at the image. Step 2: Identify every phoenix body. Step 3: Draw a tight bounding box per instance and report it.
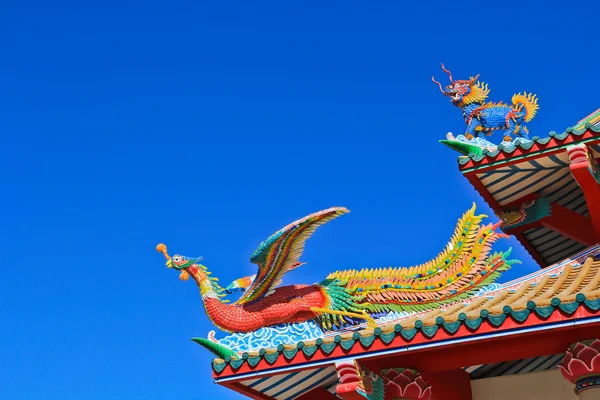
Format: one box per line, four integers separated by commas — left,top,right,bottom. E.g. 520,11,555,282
157,205,518,334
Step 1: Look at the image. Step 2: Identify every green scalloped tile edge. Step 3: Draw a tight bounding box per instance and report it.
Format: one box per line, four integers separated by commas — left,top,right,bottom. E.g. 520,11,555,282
458,124,600,167
359,335,375,347
302,345,318,357
212,361,227,373
263,352,279,365
248,356,261,367
584,298,600,311
400,328,417,341
510,309,530,323
533,305,554,319
229,359,244,370
464,317,483,330
559,302,579,315
421,324,438,338
380,332,396,345
487,313,507,328
340,339,355,351
320,342,336,355
518,140,534,151
498,144,517,155
535,136,552,145
212,295,600,371
442,320,461,334
283,348,298,360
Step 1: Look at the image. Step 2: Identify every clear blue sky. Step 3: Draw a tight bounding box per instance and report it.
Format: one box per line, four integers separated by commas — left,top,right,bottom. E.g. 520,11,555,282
1,1,598,399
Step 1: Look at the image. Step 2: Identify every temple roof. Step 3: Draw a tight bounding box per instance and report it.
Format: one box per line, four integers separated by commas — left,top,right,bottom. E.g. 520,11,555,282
211,246,600,380
454,110,600,267
457,115,600,172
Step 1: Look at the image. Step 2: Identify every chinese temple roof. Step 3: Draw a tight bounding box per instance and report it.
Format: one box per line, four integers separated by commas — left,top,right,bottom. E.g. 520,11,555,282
156,66,600,399
457,124,600,171
453,109,600,267
212,246,600,385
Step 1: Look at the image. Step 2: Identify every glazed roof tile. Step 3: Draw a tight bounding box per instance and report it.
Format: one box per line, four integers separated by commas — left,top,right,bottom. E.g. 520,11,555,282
458,124,600,172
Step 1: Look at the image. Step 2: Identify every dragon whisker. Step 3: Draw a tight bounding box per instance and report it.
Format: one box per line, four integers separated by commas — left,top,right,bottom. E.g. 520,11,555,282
441,63,453,82
431,76,444,94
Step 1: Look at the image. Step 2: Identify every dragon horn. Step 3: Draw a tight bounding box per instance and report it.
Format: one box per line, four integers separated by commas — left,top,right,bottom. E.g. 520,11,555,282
432,76,444,93
441,63,453,82
156,243,171,260
469,74,480,84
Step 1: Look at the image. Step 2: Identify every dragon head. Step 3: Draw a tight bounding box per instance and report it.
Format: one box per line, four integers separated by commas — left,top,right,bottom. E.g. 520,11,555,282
432,64,489,107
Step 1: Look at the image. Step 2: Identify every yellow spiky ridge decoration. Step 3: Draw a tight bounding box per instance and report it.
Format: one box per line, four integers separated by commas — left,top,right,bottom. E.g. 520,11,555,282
461,81,490,105
324,204,518,314
512,92,539,122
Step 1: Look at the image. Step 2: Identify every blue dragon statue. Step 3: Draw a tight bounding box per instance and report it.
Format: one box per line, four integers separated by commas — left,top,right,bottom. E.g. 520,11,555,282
432,64,539,149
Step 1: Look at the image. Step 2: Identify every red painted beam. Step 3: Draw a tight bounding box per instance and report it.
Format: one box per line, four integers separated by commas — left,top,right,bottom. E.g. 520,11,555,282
503,203,597,247
540,203,597,246
296,387,338,400
569,153,600,242
369,319,599,373
423,369,472,400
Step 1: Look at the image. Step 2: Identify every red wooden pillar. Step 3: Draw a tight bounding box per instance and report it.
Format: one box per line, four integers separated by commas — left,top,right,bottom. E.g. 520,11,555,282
567,144,600,242
422,369,472,400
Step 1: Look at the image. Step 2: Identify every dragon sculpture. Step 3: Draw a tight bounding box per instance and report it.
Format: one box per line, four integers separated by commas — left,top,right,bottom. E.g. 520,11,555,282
156,205,519,349
496,197,552,231
432,64,539,154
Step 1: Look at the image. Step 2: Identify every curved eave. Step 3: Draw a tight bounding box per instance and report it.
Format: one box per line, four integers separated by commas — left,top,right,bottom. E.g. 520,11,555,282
458,125,600,173
213,301,600,380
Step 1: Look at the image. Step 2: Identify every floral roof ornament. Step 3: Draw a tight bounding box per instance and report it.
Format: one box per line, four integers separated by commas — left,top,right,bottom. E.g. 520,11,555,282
382,368,431,400
560,339,600,395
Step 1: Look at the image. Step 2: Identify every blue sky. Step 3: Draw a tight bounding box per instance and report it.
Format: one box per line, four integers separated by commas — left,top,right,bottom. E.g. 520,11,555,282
1,1,598,399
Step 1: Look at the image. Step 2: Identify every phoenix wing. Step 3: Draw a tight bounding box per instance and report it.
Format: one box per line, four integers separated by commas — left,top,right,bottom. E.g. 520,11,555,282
235,207,349,305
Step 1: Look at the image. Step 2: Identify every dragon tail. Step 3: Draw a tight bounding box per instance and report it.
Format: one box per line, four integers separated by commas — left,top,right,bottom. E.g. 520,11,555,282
512,92,539,122
191,337,240,360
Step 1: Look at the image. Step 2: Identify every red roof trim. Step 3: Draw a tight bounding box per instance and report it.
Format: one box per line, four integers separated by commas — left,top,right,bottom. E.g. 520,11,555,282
213,307,599,379
459,130,600,172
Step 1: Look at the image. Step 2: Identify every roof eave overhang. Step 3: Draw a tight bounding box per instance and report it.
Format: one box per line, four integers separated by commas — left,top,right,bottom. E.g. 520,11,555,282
458,128,600,174
212,305,600,381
